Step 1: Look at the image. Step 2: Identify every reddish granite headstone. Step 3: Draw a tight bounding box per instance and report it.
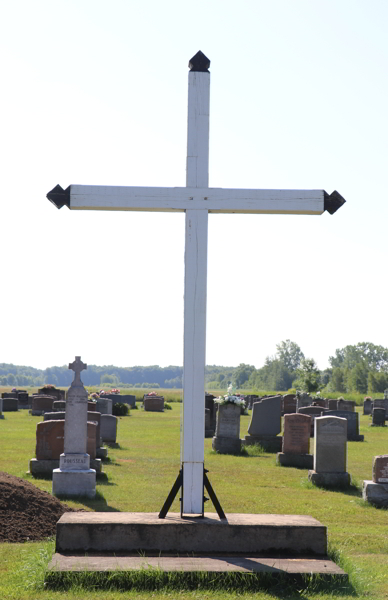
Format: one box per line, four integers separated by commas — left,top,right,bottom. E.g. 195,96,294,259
32,395,55,414
373,455,388,483
282,413,311,454
144,396,164,412
282,394,297,415
36,420,65,460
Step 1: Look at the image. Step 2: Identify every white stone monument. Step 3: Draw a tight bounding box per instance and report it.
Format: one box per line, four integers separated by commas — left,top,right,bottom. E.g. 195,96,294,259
52,357,96,498
47,51,346,515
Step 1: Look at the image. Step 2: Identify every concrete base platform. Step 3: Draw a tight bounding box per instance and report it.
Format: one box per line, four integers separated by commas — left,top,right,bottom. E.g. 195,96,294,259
243,435,282,453
349,435,364,441
212,436,241,454
55,512,327,555
276,453,313,469
363,480,388,507
29,458,102,476
48,553,346,578
308,471,351,488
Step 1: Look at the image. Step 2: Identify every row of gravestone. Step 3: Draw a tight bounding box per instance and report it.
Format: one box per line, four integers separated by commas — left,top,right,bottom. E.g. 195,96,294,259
208,395,368,456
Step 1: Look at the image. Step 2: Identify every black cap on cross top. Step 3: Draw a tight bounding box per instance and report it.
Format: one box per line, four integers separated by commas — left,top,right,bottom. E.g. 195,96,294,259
189,51,210,72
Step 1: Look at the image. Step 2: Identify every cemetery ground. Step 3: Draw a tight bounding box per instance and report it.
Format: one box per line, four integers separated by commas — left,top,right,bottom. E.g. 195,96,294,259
0,400,387,599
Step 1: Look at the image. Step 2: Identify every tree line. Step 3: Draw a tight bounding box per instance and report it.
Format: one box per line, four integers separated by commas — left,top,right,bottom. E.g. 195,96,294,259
1,340,387,394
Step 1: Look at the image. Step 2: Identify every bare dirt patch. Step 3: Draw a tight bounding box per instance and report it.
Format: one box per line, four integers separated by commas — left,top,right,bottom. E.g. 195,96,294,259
0,471,75,543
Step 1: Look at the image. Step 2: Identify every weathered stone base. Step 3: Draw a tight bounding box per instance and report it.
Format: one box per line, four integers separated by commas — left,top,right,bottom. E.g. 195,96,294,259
48,554,347,579
369,423,386,427
276,453,313,469
348,435,364,441
29,458,102,476
30,410,45,416
52,468,96,498
96,447,108,459
212,436,241,454
55,512,327,555
243,435,282,453
308,470,351,488
362,480,388,507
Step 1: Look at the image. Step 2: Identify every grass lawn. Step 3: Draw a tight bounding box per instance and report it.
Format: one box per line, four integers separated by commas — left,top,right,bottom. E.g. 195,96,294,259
0,405,387,599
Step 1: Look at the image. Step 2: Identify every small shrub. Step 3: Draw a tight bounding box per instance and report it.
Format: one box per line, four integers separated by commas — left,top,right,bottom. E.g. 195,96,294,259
112,403,129,416
164,403,172,410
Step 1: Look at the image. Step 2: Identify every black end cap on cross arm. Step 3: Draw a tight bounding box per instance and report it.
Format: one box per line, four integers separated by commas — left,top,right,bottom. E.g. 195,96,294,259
47,185,70,209
324,190,346,215
189,51,210,72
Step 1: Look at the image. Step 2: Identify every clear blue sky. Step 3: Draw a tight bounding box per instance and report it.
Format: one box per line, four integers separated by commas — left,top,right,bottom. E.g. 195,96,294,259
1,0,387,371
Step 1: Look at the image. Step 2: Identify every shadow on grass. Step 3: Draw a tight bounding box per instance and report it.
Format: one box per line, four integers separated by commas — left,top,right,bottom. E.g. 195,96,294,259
300,477,362,497
55,489,121,512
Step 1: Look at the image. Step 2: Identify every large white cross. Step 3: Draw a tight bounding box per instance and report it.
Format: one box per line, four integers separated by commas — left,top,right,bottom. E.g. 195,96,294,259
47,51,345,515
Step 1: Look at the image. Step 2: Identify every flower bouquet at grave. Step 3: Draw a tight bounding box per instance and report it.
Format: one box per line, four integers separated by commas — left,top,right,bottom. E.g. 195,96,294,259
110,388,120,394
43,384,56,390
215,385,246,413
89,392,99,401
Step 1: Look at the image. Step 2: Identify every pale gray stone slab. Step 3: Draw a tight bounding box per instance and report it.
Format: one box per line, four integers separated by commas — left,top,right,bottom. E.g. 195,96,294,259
248,396,281,436
314,416,347,473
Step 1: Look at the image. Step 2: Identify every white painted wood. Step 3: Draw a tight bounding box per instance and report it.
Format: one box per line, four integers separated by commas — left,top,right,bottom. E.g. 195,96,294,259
182,70,210,513
182,209,208,513
186,71,210,188
62,62,330,514
70,185,325,215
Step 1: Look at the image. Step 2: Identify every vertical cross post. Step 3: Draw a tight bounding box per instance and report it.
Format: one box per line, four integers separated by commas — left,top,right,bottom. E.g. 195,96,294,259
182,53,210,514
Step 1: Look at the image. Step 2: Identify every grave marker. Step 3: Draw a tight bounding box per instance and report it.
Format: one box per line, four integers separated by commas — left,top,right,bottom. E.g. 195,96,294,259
308,416,350,487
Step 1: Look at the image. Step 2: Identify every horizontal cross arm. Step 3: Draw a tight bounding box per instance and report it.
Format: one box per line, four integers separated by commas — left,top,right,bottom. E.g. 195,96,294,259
47,185,345,215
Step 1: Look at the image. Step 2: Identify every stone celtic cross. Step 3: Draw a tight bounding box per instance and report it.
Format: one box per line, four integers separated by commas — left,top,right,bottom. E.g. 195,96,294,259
69,356,87,387
48,51,346,515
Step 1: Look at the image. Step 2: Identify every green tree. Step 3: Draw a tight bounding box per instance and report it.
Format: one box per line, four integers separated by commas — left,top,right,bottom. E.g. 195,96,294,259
331,367,346,392
233,364,256,388
100,374,119,385
329,342,388,372
249,358,293,391
296,358,320,393
276,340,304,372
348,362,368,393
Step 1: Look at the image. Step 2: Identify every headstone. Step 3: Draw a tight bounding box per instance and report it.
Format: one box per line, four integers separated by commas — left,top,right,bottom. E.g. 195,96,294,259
0,398,4,419
308,416,350,487
277,413,313,468
38,387,65,400
31,395,55,415
325,410,363,441
143,396,164,412
312,399,327,409
337,399,355,412
44,411,102,452
243,396,282,452
296,392,312,410
204,408,213,438
282,394,297,415
53,400,66,411
88,401,97,411
100,414,118,443
212,403,241,454
371,407,386,427
363,398,373,415
298,406,325,437
373,398,388,418
95,397,113,415
52,357,96,498
17,391,29,406
327,399,338,411
30,420,101,476
102,393,136,408
363,455,388,507
2,397,18,411
1,392,17,399
205,394,216,429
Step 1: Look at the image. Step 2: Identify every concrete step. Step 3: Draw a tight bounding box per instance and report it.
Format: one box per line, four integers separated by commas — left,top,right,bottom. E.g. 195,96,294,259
56,512,327,555
48,553,347,577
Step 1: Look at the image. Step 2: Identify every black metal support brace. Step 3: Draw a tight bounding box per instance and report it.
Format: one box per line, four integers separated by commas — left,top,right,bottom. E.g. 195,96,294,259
158,465,225,519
